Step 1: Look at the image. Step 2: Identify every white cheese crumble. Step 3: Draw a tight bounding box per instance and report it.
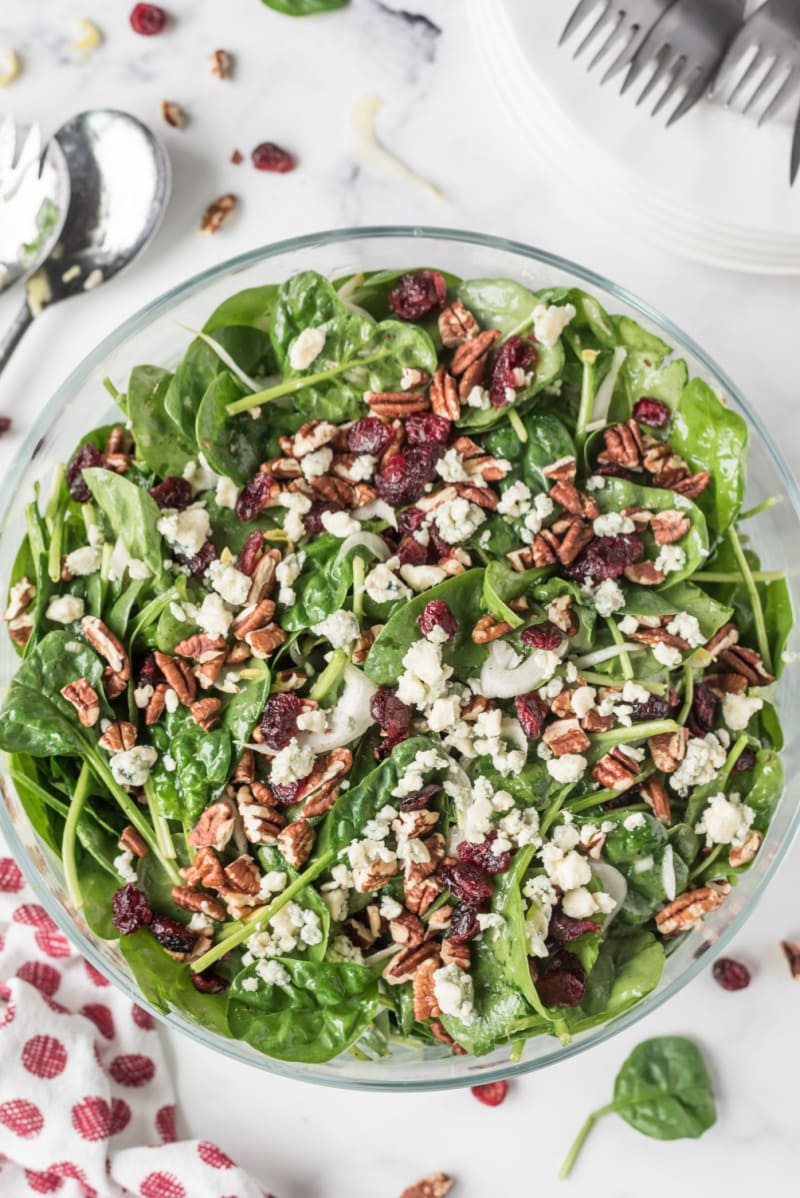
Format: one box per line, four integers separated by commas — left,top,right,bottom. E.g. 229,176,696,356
623,812,646,830
399,564,448,593
562,886,613,919
46,595,85,623
208,560,251,607
364,562,412,605
666,612,705,648
497,480,533,519
520,492,556,543
435,448,469,483
321,509,361,538
312,610,360,649
432,498,487,545
466,385,491,410
215,476,240,510
279,491,312,542
593,512,635,537
433,963,475,1023
546,754,587,784
541,842,592,891
65,546,102,576
289,326,326,371
618,614,639,636
301,447,334,481
695,791,755,847
391,747,448,799
296,708,327,733
183,455,218,495
571,685,597,720
593,578,625,617
256,959,291,987
110,746,158,788
195,592,234,639
722,692,763,732
276,550,305,606
654,544,687,576
113,849,138,884
670,732,728,797
380,895,403,921
271,737,315,785
532,301,576,347
157,505,211,558
396,640,453,708
653,641,683,669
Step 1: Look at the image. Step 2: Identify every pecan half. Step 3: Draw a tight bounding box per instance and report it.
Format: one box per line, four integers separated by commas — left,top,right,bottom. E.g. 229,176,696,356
439,300,479,347
189,799,237,851
407,833,445,885
390,910,425,949
98,720,137,753
546,593,579,636
463,454,510,483
246,624,286,658
145,683,168,726
237,785,285,843
648,728,688,773
232,600,276,641
543,455,577,483
233,749,256,785
781,940,800,979
553,517,594,566
82,616,130,680
394,809,440,840
719,645,774,686
454,482,498,510
404,875,442,915
451,328,500,374
223,855,261,896
61,678,100,727
655,881,730,936
429,365,460,420
506,546,538,572
583,709,615,733
281,420,338,459
181,845,225,890
200,193,237,234
629,628,689,651
3,577,35,622
365,391,429,418
345,905,383,949
412,956,442,1020
729,830,762,868
591,747,640,790
542,718,591,757
623,560,666,586
383,939,441,984
119,826,149,858
353,856,399,894
705,623,739,658
399,1174,454,1198
670,471,710,499
210,48,232,78
650,510,691,546
301,748,353,817
471,613,512,644
154,651,196,705
352,626,381,664
640,777,672,824
174,633,228,662
171,886,226,922
161,99,185,129
598,421,643,469
191,697,222,731
248,548,281,606
550,480,599,520
8,614,34,647
457,355,487,400
277,818,315,868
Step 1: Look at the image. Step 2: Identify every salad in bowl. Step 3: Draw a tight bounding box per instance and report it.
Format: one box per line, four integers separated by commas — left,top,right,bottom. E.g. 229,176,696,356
0,251,792,1071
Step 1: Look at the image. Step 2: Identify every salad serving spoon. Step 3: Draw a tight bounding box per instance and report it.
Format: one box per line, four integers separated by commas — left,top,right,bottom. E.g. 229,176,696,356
0,109,170,380
0,118,71,296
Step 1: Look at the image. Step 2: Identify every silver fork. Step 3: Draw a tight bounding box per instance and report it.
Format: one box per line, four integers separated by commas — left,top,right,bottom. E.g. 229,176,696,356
621,0,746,125
560,1,676,80
712,0,800,182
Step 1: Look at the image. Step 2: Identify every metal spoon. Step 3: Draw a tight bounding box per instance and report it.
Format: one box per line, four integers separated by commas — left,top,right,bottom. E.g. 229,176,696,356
0,118,71,295
0,109,170,378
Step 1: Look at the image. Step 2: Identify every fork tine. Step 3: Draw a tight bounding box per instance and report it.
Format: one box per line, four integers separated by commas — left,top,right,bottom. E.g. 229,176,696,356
621,22,670,96
666,67,712,126
742,56,781,116
725,45,766,108
712,25,763,98
636,47,675,107
560,0,607,46
574,8,616,60
791,101,800,184
651,57,687,117
601,23,650,84
588,13,626,72
758,67,797,126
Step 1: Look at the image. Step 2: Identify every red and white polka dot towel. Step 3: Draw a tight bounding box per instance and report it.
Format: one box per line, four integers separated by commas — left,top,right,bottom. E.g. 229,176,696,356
0,852,269,1198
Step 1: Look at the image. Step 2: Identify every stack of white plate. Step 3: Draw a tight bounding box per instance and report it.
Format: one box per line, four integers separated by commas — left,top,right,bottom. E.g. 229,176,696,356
468,0,800,274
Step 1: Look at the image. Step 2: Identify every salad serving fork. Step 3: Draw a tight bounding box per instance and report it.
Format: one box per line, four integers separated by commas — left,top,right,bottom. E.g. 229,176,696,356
560,0,675,81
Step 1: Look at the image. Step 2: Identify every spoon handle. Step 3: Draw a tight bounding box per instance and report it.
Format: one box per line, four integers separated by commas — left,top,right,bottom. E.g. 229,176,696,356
0,301,33,379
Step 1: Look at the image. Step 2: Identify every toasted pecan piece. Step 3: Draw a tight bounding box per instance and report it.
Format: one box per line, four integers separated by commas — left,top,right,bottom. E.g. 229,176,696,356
781,939,800,979
451,328,500,374
171,885,226,922
650,510,691,546
471,613,512,643
98,720,137,753
429,364,460,420
412,956,442,1021
623,560,666,586
189,799,237,851
649,728,688,773
383,939,442,984
641,777,672,824
277,818,315,868
119,825,149,858
82,615,130,680
365,391,429,418
191,697,223,731
223,855,261,896
181,845,225,890
591,747,640,790
655,881,730,936
729,830,762,869
542,718,590,758
300,748,352,817
61,678,100,728
399,1173,455,1198
439,300,479,347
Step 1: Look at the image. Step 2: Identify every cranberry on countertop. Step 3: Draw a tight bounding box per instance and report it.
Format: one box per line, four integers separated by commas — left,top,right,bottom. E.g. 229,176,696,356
130,4,168,35
471,1081,509,1107
252,142,296,173
712,957,751,991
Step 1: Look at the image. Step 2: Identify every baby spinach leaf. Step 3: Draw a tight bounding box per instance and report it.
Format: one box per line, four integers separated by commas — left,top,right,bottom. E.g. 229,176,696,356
195,372,275,486
608,352,688,425
83,468,164,578
457,278,539,336
623,581,733,643
128,365,193,477
595,477,708,587
222,659,271,745
165,326,273,448
440,935,540,1057
523,413,576,492
227,958,378,1063
147,708,232,822
7,753,64,853
736,749,783,835
765,575,793,677
559,1035,715,1177
492,845,552,1022
120,931,232,1036
202,284,278,335
283,535,380,630
671,379,748,535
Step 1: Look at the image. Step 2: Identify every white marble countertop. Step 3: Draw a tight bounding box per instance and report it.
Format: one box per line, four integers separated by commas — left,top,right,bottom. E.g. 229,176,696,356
1,1,799,1194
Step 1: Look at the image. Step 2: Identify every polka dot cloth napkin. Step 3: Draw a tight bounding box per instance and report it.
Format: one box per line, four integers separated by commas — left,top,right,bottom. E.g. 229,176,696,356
0,852,270,1198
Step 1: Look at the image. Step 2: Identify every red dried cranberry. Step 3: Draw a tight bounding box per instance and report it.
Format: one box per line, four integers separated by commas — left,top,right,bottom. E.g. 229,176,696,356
400,782,442,812
374,732,408,761
396,535,429,567
176,540,218,579
688,683,718,738
375,445,437,506
369,686,412,736
594,463,634,481
489,336,535,409
236,530,264,576
190,970,230,995
521,621,563,651
440,861,494,908
471,1081,509,1107
633,397,671,429
149,915,197,955
447,902,480,945
304,501,339,534
668,682,680,707
534,950,586,1007
136,653,164,689
130,3,167,35
148,476,193,510
630,695,670,723
67,443,104,502
271,780,302,806
712,957,751,991
397,506,426,535
348,417,393,456
260,693,304,750
0,417,11,436
549,906,601,943
456,831,512,875
418,599,457,642
111,884,152,935
604,793,636,811
388,271,447,321
514,694,548,741
564,532,644,583
252,142,296,173
732,747,757,773
427,522,454,560
235,472,275,521
405,413,451,446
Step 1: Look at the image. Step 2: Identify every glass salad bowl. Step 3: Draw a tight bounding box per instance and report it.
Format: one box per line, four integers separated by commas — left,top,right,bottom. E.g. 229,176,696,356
1,227,799,1091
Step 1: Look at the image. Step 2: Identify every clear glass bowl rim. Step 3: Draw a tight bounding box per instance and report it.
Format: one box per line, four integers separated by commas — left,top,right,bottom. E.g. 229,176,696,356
1,224,798,1092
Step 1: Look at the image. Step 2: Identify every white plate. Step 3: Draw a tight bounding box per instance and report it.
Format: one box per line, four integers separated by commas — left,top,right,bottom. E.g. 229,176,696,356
469,0,800,274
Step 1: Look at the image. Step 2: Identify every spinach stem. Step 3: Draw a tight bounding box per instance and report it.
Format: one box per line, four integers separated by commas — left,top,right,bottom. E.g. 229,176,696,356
605,617,633,680
144,778,177,860
47,506,66,584
310,648,347,704
191,850,335,972
87,750,181,883
509,1039,525,1064
81,502,98,537
226,351,388,416
727,527,772,672
693,569,784,584
540,785,575,837
24,501,46,563
689,843,722,881
62,761,92,911
508,408,528,443
352,556,366,621
677,662,695,725
102,376,120,401
719,734,749,788
739,496,779,521
44,463,65,530
574,669,666,695
566,767,654,813
589,719,679,752
575,355,596,446
558,1102,617,1179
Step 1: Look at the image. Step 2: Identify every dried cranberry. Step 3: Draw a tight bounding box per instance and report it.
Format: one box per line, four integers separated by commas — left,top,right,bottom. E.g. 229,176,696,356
447,902,481,945
261,693,304,750
535,950,586,1007
440,861,494,908
67,443,104,502
549,907,601,943
668,682,680,708
130,3,167,35
252,142,296,173
369,686,412,736
190,970,230,995
604,793,636,811
348,417,393,457
271,780,301,806
136,653,164,689
418,599,457,642
521,621,563,651
396,535,429,567
594,463,634,481
388,271,447,321
489,336,535,409
397,506,425,535
375,445,437,507
456,832,512,875
0,417,12,437
712,957,751,991
732,747,757,773
148,476,193,510
405,413,451,446
633,397,671,429
514,694,548,740
374,732,408,761
630,695,670,723
149,915,197,955
564,532,644,583
111,884,152,935
471,1081,509,1107
427,522,454,560
235,472,275,521
176,540,218,579
304,501,339,534
689,683,718,737
400,782,442,811
236,529,264,576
